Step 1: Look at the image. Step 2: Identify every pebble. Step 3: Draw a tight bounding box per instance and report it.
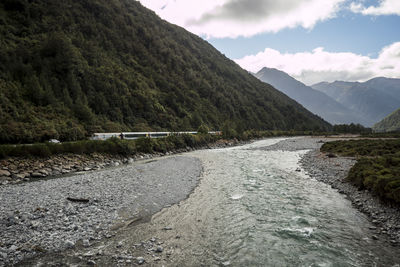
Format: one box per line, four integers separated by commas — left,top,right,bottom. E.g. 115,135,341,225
137,256,145,264
83,239,90,247
65,240,75,249
0,156,202,265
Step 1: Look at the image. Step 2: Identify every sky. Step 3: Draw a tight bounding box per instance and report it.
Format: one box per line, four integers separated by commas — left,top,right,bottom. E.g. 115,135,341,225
138,0,400,85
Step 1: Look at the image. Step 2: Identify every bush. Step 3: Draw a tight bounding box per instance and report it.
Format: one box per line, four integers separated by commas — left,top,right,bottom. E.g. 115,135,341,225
197,124,209,134
323,139,400,204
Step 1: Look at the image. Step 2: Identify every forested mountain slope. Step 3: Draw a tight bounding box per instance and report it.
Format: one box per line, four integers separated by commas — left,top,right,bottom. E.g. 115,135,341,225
373,108,400,132
0,0,330,143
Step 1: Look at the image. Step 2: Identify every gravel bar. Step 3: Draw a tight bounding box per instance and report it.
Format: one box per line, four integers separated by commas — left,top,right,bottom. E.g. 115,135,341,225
0,156,202,265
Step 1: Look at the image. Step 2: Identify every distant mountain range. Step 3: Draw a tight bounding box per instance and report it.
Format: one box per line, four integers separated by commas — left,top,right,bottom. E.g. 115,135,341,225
255,67,400,127
373,108,400,132
312,78,400,127
255,68,367,125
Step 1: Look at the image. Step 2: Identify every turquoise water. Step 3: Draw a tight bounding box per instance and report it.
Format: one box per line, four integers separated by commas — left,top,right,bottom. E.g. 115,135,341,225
184,139,399,266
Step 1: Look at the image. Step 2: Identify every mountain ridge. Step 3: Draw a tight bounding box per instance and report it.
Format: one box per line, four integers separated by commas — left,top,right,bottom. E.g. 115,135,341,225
0,0,330,143
254,67,366,125
373,108,400,132
312,77,400,126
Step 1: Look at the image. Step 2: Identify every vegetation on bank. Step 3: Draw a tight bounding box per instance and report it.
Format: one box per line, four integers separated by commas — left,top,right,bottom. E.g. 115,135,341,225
321,139,400,204
332,123,372,134
0,134,217,159
361,132,400,138
0,130,327,159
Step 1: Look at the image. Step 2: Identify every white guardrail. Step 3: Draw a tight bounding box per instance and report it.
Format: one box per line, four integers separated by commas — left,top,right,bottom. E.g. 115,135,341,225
90,131,221,140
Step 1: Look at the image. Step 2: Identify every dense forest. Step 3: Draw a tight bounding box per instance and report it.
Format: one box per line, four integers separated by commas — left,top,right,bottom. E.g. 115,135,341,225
0,0,330,143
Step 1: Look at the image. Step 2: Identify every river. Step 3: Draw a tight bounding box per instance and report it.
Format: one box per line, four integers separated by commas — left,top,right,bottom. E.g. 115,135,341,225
145,138,399,266
17,138,400,266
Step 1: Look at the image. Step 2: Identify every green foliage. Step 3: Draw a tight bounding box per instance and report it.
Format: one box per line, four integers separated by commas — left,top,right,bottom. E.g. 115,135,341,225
135,137,153,154
321,139,400,157
0,0,330,144
197,124,209,134
333,123,372,134
321,139,400,204
0,133,220,159
373,108,400,133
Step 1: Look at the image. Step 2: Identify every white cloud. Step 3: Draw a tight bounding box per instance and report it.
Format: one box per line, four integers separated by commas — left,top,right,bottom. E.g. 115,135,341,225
138,0,346,38
350,0,400,16
235,42,400,85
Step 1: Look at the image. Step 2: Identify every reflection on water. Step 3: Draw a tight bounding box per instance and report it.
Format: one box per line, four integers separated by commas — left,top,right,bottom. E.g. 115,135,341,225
169,138,400,266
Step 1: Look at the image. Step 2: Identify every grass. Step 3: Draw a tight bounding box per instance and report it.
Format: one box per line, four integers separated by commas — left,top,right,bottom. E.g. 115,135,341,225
321,139,400,204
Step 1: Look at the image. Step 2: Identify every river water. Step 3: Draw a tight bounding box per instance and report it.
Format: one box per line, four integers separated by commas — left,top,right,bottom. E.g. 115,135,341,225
152,138,399,266
18,138,400,266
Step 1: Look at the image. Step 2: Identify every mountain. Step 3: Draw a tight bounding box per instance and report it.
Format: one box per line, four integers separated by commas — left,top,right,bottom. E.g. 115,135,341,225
254,67,366,125
0,0,330,143
312,77,400,126
373,108,400,132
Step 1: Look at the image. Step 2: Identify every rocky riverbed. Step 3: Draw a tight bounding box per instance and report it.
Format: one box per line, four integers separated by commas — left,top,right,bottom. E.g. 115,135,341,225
0,156,202,266
2,136,400,266
0,139,240,187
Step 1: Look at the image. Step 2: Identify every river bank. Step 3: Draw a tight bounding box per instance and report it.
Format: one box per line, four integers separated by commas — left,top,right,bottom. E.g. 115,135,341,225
0,139,240,187
258,136,400,245
2,136,400,266
0,155,202,266
298,138,400,246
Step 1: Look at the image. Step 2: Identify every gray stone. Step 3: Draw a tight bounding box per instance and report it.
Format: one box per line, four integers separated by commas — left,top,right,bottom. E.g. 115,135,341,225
155,246,163,253
0,170,11,177
65,240,75,249
137,257,145,265
30,221,40,229
31,172,43,178
0,176,10,182
83,239,90,247
12,173,25,179
39,169,49,175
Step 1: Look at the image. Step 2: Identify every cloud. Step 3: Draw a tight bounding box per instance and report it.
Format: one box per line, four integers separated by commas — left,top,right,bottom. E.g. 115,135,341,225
235,42,400,85
138,0,346,38
350,0,400,16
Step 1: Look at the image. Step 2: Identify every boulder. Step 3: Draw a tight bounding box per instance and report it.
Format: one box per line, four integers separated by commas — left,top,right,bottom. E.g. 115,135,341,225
0,170,11,177
31,172,43,178
38,169,49,176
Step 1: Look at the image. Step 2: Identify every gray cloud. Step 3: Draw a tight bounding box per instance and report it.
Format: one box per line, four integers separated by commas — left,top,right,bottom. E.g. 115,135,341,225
188,0,303,25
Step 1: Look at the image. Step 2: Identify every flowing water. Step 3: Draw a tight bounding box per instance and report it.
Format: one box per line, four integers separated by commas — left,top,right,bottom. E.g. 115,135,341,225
21,138,400,266
153,138,400,266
